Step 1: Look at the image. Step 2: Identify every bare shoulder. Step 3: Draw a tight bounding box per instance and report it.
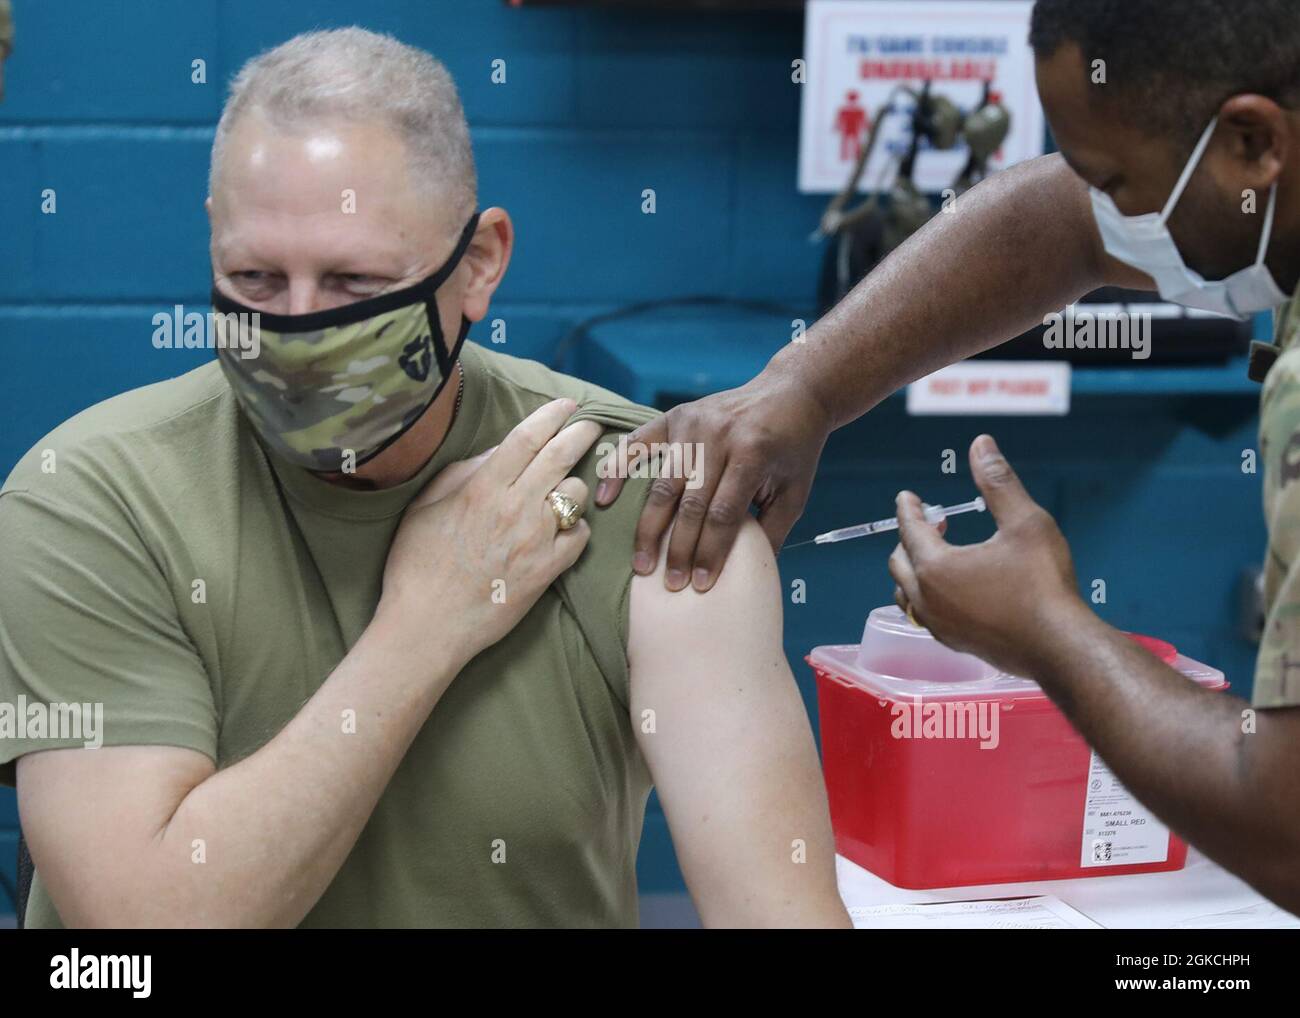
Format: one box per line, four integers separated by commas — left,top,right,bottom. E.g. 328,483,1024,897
628,516,782,660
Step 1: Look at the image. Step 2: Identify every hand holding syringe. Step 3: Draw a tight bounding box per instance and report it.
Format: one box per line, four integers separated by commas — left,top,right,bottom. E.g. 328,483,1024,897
788,496,987,547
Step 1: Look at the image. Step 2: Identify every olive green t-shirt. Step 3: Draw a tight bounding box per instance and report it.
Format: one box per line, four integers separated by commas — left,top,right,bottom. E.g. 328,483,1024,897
0,340,660,927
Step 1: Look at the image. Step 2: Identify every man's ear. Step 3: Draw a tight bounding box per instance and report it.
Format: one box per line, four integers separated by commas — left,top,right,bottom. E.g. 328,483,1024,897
461,206,514,323
1219,94,1288,192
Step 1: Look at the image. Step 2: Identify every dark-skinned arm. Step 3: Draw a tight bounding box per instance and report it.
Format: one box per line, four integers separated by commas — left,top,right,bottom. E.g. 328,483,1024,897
891,435,1300,914
599,152,1153,592
1036,611,1300,913
770,152,1151,430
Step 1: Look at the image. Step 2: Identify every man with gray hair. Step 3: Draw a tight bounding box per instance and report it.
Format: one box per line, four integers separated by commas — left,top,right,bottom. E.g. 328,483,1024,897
0,28,850,929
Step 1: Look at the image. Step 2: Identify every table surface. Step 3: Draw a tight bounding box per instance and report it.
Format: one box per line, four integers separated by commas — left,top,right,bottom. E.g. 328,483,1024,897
836,847,1300,928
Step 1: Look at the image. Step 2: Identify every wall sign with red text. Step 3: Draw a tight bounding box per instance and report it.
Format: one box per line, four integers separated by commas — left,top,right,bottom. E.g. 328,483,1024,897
906,361,1071,416
799,0,1043,194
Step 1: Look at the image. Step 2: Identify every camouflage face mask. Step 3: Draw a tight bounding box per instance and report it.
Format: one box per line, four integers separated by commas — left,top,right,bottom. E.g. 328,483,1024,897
211,212,480,473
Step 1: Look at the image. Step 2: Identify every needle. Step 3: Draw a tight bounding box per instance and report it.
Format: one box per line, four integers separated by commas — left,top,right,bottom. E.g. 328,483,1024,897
784,496,987,549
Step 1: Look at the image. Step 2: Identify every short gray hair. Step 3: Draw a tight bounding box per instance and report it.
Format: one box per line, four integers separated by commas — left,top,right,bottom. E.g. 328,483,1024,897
210,27,477,220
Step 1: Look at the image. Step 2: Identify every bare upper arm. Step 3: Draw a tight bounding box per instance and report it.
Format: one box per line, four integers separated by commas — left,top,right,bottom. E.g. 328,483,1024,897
17,744,214,926
627,517,850,927
1047,151,1157,292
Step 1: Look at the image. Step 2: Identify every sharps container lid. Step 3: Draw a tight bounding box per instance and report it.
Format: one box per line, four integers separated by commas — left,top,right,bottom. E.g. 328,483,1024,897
809,605,1043,701
808,605,1200,702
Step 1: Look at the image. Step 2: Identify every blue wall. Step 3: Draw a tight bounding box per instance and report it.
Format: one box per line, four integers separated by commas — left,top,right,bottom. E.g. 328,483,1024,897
0,0,1268,916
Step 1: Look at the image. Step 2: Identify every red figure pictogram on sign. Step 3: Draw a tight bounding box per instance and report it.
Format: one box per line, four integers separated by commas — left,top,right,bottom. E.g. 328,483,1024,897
834,89,870,162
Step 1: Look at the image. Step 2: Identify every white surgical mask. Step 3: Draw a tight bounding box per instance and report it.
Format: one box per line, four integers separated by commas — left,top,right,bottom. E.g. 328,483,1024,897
1089,115,1290,320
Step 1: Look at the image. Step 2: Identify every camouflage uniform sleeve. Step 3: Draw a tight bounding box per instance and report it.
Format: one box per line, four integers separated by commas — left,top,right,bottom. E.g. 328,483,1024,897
0,0,13,59
1254,299,1300,707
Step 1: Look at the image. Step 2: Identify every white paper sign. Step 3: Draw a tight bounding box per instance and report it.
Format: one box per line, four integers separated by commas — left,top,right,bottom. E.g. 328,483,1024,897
799,0,1044,193
906,360,1071,415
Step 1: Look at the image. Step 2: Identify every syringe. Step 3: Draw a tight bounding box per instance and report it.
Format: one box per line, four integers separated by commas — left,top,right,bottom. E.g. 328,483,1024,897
807,496,987,545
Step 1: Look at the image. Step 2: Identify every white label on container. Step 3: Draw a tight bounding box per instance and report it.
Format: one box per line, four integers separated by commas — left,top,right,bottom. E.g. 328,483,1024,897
1080,751,1169,867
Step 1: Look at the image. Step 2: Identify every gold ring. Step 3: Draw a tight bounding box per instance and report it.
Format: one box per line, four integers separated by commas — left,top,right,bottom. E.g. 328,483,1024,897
905,605,920,627
547,489,584,531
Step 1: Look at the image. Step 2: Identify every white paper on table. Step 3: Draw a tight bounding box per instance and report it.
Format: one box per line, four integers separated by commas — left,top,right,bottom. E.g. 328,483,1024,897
848,895,1103,929
1170,902,1300,929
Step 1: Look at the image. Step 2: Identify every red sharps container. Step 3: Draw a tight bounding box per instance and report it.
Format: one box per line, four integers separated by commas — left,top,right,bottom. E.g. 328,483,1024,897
807,606,1227,889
